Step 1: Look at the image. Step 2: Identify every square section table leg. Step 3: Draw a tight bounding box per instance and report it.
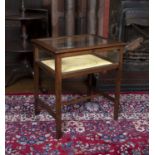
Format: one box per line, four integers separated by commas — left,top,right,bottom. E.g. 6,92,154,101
114,48,123,120
86,73,96,102
55,56,63,139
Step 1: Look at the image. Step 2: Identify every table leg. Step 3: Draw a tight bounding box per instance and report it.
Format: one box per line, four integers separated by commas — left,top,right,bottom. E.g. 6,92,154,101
34,47,40,115
55,56,62,139
86,73,96,102
114,48,123,120
114,68,121,120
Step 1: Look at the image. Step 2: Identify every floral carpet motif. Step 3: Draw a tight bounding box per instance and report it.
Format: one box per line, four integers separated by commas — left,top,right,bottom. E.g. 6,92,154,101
5,93,149,155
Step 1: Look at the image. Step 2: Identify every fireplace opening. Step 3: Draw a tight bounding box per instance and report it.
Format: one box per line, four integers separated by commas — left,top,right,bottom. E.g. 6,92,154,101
119,0,149,71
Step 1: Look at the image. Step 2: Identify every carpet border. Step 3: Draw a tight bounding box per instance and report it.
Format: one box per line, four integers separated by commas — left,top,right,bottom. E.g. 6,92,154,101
5,91,149,96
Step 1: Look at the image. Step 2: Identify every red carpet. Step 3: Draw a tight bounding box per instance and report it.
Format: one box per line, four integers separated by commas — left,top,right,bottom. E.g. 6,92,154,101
5,93,149,154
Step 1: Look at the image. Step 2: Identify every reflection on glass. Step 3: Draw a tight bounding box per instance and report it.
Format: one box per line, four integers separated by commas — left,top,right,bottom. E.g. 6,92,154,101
44,35,109,50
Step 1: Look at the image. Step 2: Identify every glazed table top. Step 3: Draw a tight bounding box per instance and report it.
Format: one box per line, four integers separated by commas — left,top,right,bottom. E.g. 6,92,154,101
32,34,126,55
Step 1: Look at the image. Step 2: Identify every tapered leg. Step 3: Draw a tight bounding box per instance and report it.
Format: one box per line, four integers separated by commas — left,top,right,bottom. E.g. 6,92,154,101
55,56,62,139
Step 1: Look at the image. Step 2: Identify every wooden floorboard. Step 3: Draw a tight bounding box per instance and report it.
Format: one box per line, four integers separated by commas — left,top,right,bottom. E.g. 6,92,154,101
5,70,149,94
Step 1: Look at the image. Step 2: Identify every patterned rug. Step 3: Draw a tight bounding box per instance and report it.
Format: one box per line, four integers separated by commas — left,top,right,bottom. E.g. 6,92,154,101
5,93,149,155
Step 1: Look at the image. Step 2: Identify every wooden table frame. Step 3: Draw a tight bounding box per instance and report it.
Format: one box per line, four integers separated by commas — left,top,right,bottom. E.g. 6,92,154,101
32,34,125,139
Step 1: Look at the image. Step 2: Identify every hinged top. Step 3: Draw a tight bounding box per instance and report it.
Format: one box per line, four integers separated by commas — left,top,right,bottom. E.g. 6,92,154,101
32,34,126,54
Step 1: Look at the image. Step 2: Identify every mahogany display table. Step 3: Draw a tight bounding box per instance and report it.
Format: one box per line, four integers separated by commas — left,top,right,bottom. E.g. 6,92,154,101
32,34,125,139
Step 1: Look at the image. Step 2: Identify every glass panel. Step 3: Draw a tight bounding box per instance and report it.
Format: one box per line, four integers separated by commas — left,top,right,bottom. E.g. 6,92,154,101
39,50,54,61
94,49,120,63
38,35,113,51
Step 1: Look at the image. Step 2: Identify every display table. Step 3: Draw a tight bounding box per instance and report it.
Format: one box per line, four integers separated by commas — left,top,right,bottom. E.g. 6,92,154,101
32,34,125,139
